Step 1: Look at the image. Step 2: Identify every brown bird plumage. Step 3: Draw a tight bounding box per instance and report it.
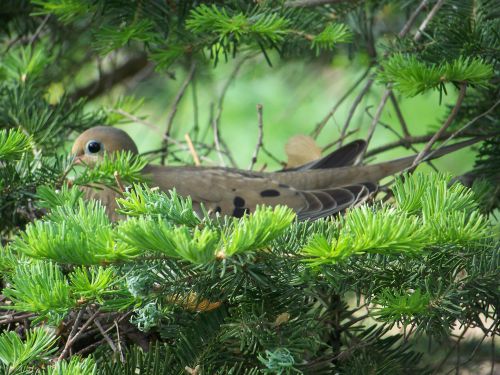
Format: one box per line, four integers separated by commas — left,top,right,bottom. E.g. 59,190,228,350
71,126,483,221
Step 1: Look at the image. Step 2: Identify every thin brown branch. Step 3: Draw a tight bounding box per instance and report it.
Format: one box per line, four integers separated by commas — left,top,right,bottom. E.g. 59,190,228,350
411,83,467,168
0,312,35,325
339,78,374,146
349,0,430,155
262,145,286,167
212,55,255,166
364,108,439,171
213,115,226,166
249,104,264,170
69,54,149,102
389,92,411,137
184,133,201,166
57,308,85,361
420,98,500,162
312,67,371,139
366,89,391,146
94,319,118,354
414,0,446,42
321,128,360,152
113,171,125,193
398,0,429,38
114,320,125,363
115,109,215,164
443,321,496,375
432,327,469,375
161,61,197,165
57,307,101,361
29,15,50,45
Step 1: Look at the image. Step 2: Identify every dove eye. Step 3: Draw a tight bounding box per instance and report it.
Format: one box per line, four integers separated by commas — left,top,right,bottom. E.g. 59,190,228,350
86,140,101,154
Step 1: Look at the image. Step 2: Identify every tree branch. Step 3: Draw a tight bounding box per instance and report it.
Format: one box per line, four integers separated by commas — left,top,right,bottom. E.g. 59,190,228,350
312,67,371,140
411,83,467,167
414,0,446,42
249,104,264,170
69,54,149,102
161,61,197,165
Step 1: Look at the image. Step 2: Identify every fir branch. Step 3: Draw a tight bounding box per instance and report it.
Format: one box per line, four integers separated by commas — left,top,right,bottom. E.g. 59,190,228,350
73,151,148,188
310,23,352,56
379,56,492,97
11,200,140,264
116,185,200,226
411,83,467,167
0,328,57,373
2,261,76,319
221,205,296,257
0,129,33,161
45,356,97,375
302,206,427,266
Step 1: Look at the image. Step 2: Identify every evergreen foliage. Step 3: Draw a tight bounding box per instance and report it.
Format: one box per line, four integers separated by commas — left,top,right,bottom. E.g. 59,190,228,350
0,0,499,374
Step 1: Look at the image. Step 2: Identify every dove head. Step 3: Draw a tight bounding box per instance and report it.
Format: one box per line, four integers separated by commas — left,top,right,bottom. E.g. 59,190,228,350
71,126,138,166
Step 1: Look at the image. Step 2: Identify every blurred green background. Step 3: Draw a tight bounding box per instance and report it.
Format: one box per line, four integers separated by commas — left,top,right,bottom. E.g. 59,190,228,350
85,52,475,175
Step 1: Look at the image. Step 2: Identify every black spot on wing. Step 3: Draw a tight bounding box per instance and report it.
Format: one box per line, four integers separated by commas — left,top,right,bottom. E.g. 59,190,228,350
234,196,245,207
233,207,250,218
260,189,281,197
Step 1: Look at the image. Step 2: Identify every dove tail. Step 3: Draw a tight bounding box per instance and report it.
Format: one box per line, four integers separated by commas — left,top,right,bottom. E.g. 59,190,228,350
377,135,488,175
271,136,488,190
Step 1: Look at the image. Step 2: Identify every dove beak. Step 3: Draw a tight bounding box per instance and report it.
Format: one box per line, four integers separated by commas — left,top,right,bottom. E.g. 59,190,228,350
72,155,83,165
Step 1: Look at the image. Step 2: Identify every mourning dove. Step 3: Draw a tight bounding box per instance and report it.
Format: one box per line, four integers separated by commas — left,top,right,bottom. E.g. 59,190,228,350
71,126,483,221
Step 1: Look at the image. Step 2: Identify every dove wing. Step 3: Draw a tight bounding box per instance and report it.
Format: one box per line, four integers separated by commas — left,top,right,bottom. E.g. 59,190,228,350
146,165,374,220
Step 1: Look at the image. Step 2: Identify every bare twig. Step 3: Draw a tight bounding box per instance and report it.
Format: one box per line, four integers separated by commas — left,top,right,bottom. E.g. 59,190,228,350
311,67,371,139
249,104,264,170
321,128,360,152
389,92,411,137
414,0,446,42
339,78,375,146
57,308,101,361
213,115,226,166
344,0,429,153
262,145,286,167
161,61,197,165
411,83,467,168
212,55,254,166
94,319,118,354
443,321,497,375
398,0,429,38
29,15,50,45
365,132,482,157
184,133,201,166
70,54,149,102
112,109,163,134
115,109,215,164
364,108,439,171
113,171,125,193
114,320,125,363
364,88,391,149
0,313,35,325
57,308,85,361
419,98,500,162
191,75,200,141
432,327,469,374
